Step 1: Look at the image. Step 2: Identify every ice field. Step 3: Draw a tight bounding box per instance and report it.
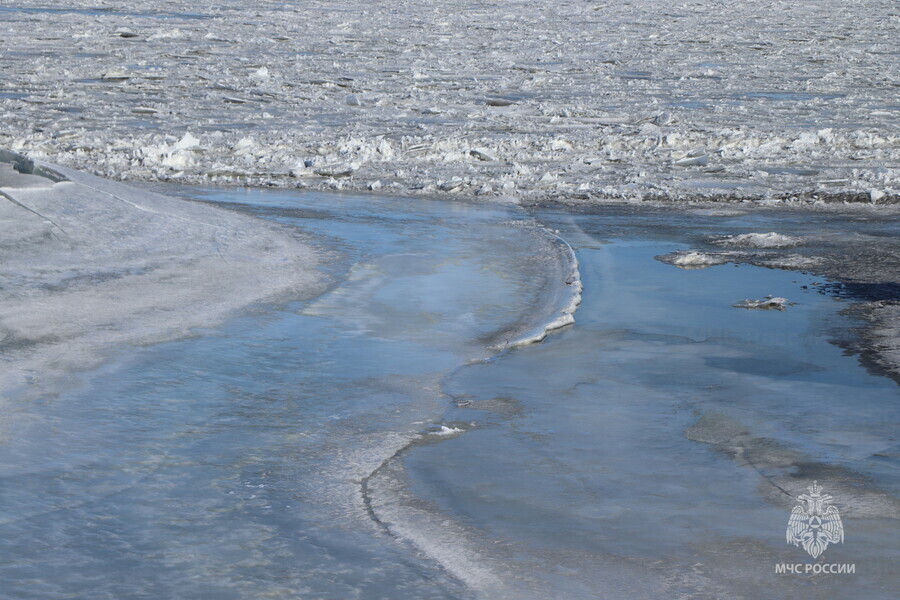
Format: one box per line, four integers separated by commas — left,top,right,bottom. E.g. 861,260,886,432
1,1,899,598
1,0,897,203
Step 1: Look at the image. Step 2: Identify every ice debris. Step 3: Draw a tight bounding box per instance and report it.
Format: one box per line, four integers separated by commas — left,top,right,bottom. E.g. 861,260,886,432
713,232,802,248
173,132,200,151
250,67,270,81
656,250,733,269
3,0,899,203
672,152,709,167
469,148,497,162
732,296,791,310
427,425,466,436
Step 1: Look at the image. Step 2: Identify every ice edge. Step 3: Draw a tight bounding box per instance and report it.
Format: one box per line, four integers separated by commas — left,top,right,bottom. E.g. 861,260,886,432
494,229,583,350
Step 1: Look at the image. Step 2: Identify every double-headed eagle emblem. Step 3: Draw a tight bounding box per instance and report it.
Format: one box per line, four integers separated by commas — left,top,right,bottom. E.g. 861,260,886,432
786,481,844,558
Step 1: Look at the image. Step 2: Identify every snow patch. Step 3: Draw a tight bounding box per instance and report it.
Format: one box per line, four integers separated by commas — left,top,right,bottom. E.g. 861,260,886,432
714,232,802,248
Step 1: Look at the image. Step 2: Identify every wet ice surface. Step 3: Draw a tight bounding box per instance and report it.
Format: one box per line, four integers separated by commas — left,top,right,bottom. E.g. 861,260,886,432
0,187,569,599
1,0,898,203
1,186,898,599
398,207,900,599
0,153,322,411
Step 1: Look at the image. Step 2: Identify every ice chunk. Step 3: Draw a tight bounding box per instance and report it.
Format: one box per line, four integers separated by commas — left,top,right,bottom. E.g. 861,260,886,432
100,70,131,81
250,67,270,81
673,153,710,167
173,132,200,151
469,148,497,162
428,425,466,436
752,254,820,270
314,164,355,178
713,232,801,248
733,296,790,310
656,251,732,269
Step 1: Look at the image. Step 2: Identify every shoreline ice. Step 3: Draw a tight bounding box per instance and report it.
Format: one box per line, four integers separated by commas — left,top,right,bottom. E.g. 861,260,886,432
0,152,324,403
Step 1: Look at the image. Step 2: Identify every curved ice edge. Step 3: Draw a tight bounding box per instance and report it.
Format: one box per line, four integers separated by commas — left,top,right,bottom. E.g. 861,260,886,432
360,229,582,594
361,426,510,596
493,229,583,349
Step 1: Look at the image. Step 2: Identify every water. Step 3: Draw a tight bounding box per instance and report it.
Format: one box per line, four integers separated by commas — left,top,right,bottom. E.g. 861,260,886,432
0,190,560,599
401,233,898,598
1,191,897,599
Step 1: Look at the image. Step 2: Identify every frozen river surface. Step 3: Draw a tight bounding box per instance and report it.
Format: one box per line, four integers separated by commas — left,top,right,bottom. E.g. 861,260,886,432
1,187,898,599
1,0,897,203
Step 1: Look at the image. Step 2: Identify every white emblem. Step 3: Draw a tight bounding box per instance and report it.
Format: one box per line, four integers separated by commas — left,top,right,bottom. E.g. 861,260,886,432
786,481,844,559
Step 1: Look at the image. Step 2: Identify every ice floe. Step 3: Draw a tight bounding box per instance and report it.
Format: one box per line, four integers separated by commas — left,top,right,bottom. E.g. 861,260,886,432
0,0,897,204
713,232,802,248
655,250,734,269
0,152,324,400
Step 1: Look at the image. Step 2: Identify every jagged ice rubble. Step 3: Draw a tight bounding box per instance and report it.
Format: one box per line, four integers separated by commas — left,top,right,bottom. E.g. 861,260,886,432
0,0,897,204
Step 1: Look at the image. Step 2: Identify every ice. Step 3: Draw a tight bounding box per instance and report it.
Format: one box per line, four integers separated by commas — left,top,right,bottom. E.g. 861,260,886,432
394,231,900,599
714,232,802,248
0,152,323,402
0,0,897,203
172,132,200,151
864,303,900,381
428,425,465,436
313,164,356,178
249,66,269,81
1,183,897,598
659,235,818,272
655,250,733,269
733,296,791,310
672,152,710,167
495,229,582,348
469,148,497,162
752,254,820,270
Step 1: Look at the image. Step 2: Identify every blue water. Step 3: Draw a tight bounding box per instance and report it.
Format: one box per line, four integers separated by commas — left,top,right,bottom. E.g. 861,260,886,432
403,234,898,598
1,191,897,599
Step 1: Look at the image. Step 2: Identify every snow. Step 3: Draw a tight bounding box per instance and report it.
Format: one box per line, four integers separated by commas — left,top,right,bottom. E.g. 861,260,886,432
0,153,323,401
751,254,820,270
0,0,897,204
713,232,802,248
